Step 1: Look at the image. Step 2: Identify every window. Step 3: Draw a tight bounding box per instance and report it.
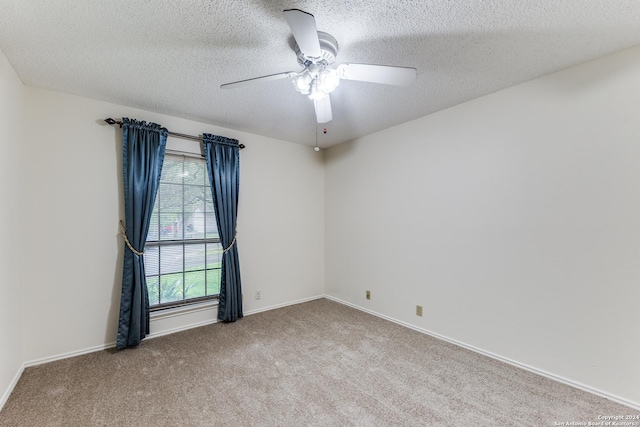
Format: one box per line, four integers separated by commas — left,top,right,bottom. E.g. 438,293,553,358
144,154,221,310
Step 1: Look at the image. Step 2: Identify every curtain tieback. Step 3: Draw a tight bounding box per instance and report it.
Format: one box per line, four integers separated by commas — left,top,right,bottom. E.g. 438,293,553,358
119,221,144,256
222,230,238,254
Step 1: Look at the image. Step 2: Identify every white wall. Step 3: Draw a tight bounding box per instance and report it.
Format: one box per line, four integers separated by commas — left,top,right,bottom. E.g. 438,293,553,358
0,49,24,407
21,88,324,362
325,46,640,406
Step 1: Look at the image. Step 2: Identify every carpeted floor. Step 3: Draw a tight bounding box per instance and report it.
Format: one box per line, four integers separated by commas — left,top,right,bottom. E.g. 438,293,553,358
0,298,634,426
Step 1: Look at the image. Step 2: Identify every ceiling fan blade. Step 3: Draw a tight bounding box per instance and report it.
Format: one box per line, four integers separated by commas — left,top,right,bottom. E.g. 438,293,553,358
221,71,296,89
337,63,417,86
314,95,332,123
283,9,321,58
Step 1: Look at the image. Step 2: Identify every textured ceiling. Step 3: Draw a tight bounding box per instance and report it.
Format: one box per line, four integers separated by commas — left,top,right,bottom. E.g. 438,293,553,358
1,1,639,147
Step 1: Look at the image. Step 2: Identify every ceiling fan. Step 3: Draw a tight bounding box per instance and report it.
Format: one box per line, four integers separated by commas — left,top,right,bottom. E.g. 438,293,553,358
220,9,417,124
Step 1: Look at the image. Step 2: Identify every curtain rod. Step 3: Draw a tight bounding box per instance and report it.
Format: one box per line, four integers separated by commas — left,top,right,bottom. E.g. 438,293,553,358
104,118,246,149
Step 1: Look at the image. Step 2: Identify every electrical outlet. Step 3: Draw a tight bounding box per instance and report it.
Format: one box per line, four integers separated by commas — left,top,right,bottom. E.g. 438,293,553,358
416,305,423,317
366,290,371,300
255,290,261,300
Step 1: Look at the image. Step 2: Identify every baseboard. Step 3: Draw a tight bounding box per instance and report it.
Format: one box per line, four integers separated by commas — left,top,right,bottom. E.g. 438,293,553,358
324,295,640,411
24,341,117,368
19,295,324,369
147,317,219,340
3,342,120,411
20,318,218,369
0,364,25,412
244,295,324,316
148,294,325,338
16,293,628,414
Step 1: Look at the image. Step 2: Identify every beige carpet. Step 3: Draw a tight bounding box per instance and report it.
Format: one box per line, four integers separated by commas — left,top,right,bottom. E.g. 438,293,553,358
0,299,633,426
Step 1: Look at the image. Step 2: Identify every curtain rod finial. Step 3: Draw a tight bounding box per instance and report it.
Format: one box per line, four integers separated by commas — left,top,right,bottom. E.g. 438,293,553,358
105,118,123,128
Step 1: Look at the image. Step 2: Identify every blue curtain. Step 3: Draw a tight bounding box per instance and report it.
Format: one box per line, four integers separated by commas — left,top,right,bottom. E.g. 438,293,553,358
117,118,167,349
203,134,243,322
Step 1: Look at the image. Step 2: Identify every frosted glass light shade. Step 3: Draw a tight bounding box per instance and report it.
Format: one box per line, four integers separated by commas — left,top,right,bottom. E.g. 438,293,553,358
316,69,340,93
292,70,312,95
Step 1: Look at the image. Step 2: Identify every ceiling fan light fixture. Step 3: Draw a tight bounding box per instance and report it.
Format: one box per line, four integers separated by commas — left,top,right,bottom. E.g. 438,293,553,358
297,68,340,100
292,70,312,94
221,9,416,125
316,68,340,94
307,81,327,101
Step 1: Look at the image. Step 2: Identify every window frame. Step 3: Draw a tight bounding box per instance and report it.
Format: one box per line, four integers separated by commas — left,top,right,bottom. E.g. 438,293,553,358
145,151,221,311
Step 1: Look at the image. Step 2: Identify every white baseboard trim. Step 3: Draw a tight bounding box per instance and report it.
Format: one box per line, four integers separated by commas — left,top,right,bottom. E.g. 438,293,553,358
18,295,324,369
244,295,324,317
24,341,117,368
4,341,120,411
0,294,318,411
13,295,324,370
147,317,219,340
0,364,25,412
324,295,640,411
15,294,632,413
21,314,221,368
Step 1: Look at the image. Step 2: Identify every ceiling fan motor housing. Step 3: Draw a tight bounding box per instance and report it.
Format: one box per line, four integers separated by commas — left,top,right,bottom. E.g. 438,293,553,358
296,31,339,66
